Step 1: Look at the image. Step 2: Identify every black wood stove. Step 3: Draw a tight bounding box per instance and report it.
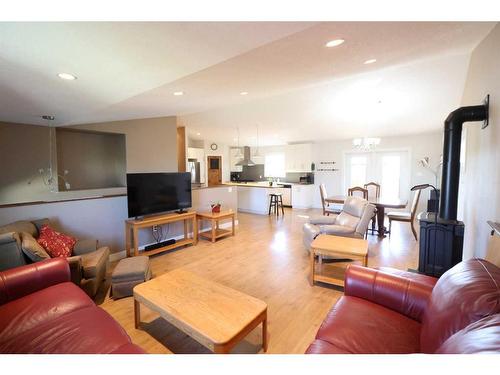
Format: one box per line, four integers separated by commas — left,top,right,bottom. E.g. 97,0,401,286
416,96,489,277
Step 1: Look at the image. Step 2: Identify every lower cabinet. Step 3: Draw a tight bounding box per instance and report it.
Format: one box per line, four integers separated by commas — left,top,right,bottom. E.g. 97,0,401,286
291,185,315,209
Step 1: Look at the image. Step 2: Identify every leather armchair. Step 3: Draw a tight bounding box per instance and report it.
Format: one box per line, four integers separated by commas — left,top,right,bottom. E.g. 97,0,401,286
0,219,109,297
303,196,376,250
306,258,500,354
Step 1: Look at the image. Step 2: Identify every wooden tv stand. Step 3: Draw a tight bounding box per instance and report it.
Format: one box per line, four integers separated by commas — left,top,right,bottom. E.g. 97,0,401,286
125,211,197,257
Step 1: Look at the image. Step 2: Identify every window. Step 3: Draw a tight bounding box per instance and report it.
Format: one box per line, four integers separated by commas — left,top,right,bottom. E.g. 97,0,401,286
264,153,285,178
345,150,409,200
381,155,401,198
349,156,368,187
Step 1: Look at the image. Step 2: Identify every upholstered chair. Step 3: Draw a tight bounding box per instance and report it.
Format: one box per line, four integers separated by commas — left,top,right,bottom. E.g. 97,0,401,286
0,219,109,297
303,196,376,250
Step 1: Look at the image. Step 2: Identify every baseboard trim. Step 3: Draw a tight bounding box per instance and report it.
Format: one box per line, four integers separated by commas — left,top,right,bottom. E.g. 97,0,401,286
109,220,239,262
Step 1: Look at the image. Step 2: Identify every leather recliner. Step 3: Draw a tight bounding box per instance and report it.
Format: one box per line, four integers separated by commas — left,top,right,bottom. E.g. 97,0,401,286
306,258,500,354
0,258,144,353
0,219,109,297
303,196,376,250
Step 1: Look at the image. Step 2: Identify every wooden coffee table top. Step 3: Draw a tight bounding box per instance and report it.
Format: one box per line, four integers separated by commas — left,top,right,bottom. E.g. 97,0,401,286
133,268,267,349
196,210,235,219
311,234,368,257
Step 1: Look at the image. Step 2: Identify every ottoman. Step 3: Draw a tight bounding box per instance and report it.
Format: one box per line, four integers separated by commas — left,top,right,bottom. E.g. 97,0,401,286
111,256,152,299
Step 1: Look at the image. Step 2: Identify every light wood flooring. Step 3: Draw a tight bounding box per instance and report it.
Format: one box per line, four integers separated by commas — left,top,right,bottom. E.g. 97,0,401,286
97,208,419,354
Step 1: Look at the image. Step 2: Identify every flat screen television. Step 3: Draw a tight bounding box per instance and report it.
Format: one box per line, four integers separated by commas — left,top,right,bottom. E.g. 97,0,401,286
126,172,192,218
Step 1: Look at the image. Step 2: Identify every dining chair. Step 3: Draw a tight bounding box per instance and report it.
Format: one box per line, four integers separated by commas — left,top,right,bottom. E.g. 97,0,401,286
364,182,380,235
364,182,381,199
387,189,421,240
319,184,341,216
348,186,368,199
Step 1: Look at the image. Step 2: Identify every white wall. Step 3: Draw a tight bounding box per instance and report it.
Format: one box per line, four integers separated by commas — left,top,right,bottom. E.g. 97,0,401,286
311,131,443,212
459,24,500,259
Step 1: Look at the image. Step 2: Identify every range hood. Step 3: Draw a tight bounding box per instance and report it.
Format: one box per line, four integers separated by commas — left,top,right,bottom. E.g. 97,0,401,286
235,146,256,166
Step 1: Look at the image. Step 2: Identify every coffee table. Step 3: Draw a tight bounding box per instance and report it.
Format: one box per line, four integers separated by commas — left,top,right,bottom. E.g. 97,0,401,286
197,210,236,243
310,234,369,287
133,268,268,353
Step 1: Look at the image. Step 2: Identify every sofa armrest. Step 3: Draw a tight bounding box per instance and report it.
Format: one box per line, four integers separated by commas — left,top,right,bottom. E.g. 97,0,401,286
67,255,83,285
0,258,70,305
344,265,437,322
308,216,338,225
73,239,98,255
319,224,355,237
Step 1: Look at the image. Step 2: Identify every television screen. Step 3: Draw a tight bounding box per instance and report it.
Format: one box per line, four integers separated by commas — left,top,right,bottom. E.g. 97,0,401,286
126,173,192,218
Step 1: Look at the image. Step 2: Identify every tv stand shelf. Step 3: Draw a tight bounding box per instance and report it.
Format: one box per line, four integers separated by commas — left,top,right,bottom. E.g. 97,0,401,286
125,211,198,257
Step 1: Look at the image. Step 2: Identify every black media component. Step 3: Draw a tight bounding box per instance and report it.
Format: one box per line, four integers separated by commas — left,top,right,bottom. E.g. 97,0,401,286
126,172,192,218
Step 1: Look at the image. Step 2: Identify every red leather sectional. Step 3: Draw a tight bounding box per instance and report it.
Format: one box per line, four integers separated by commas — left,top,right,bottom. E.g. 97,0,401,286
0,258,144,354
306,258,500,354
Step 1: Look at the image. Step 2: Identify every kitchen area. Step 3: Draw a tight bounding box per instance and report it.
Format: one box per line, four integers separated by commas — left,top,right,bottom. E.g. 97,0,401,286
185,137,316,215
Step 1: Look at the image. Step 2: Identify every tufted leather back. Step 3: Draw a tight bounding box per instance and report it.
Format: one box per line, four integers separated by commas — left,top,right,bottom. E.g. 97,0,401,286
420,258,500,353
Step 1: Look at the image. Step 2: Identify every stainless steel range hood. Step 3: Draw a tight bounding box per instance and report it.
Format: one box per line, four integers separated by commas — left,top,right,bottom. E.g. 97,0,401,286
235,146,256,166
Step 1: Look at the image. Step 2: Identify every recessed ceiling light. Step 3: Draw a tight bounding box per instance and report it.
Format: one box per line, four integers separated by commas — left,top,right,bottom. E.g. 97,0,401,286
173,91,184,96
364,59,377,64
196,132,201,136
240,91,248,96
57,73,77,80
325,39,345,48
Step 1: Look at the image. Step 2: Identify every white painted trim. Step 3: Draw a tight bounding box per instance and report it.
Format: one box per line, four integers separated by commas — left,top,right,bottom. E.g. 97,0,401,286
109,219,239,262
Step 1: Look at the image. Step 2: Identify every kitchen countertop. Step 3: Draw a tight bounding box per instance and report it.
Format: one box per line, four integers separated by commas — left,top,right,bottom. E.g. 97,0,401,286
223,182,313,188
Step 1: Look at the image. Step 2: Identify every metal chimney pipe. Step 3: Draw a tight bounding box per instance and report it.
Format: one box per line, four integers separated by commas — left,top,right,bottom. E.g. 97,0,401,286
439,96,489,221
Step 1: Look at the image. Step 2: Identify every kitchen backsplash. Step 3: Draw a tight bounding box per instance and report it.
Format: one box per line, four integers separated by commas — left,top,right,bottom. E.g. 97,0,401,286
241,164,266,181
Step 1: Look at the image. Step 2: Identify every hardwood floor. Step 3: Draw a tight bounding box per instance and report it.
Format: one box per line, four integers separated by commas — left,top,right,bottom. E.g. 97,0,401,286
97,208,419,354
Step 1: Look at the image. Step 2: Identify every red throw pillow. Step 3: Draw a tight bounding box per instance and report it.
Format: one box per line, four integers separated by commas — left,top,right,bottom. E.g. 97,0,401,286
37,224,76,258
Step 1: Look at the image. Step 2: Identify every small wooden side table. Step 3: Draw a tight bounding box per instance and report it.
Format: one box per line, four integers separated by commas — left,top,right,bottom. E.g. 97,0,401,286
310,234,368,287
197,210,236,243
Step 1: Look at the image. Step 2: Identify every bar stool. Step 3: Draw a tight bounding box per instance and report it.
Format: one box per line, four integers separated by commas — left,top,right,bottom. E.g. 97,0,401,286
268,193,284,216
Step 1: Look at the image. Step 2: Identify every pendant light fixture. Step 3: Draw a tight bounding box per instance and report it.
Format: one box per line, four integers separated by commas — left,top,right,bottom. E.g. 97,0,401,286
235,127,243,158
39,115,71,191
254,124,261,157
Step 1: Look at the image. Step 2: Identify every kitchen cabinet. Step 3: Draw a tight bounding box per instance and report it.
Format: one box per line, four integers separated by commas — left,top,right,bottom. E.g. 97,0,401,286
285,144,313,172
281,187,291,206
291,184,315,208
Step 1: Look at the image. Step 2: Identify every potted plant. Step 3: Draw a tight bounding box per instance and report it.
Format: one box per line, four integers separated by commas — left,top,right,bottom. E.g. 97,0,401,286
211,201,222,213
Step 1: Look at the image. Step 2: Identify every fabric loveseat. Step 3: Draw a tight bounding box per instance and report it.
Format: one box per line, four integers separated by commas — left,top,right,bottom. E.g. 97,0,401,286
0,219,109,297
306,258,500,354
0,258,144,353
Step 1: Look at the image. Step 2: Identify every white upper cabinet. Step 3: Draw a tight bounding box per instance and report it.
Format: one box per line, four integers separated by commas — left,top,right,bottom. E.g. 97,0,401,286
285,144,313,172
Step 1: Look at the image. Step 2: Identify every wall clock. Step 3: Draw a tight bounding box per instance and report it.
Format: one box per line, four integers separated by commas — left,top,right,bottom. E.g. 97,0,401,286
210,143,218,151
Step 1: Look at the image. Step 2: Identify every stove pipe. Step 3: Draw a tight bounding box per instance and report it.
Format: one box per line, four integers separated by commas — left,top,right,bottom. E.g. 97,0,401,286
439,96,489,221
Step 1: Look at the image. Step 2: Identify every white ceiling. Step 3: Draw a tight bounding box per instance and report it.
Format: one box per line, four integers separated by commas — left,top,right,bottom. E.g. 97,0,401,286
0,21,496,145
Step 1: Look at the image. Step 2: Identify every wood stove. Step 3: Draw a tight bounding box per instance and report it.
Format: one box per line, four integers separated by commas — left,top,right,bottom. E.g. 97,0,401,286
417,96,489,277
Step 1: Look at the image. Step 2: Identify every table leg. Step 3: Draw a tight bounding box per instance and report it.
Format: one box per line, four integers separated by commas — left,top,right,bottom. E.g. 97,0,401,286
211,219,216,243
125,223,131,258
310,249,315,285
133,227,139,256
194,217,198,244
262,314,268,352
363,254,368,267
376,206,386,238
184,219,188,239
231,215,235,236
134,299,141,329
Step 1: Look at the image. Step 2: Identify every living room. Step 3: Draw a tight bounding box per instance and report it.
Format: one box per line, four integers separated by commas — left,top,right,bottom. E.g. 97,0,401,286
0,1,499,374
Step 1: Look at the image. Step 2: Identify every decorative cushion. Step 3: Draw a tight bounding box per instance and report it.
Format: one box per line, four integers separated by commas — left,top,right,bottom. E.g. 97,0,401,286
37,225,76,258
20,232,50,262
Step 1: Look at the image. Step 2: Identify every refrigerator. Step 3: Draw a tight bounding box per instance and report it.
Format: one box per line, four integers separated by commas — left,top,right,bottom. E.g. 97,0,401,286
188,158,201,184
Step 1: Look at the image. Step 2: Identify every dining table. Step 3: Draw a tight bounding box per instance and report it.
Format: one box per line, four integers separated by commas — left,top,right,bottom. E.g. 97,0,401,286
324,195,408,237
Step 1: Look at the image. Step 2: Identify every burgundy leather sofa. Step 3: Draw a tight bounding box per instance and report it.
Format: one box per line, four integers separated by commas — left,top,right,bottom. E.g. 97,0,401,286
0,258,145,354
306,258,500,354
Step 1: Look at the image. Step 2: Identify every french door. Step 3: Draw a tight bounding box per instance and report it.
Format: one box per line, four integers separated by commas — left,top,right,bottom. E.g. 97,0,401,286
344,150,410,201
